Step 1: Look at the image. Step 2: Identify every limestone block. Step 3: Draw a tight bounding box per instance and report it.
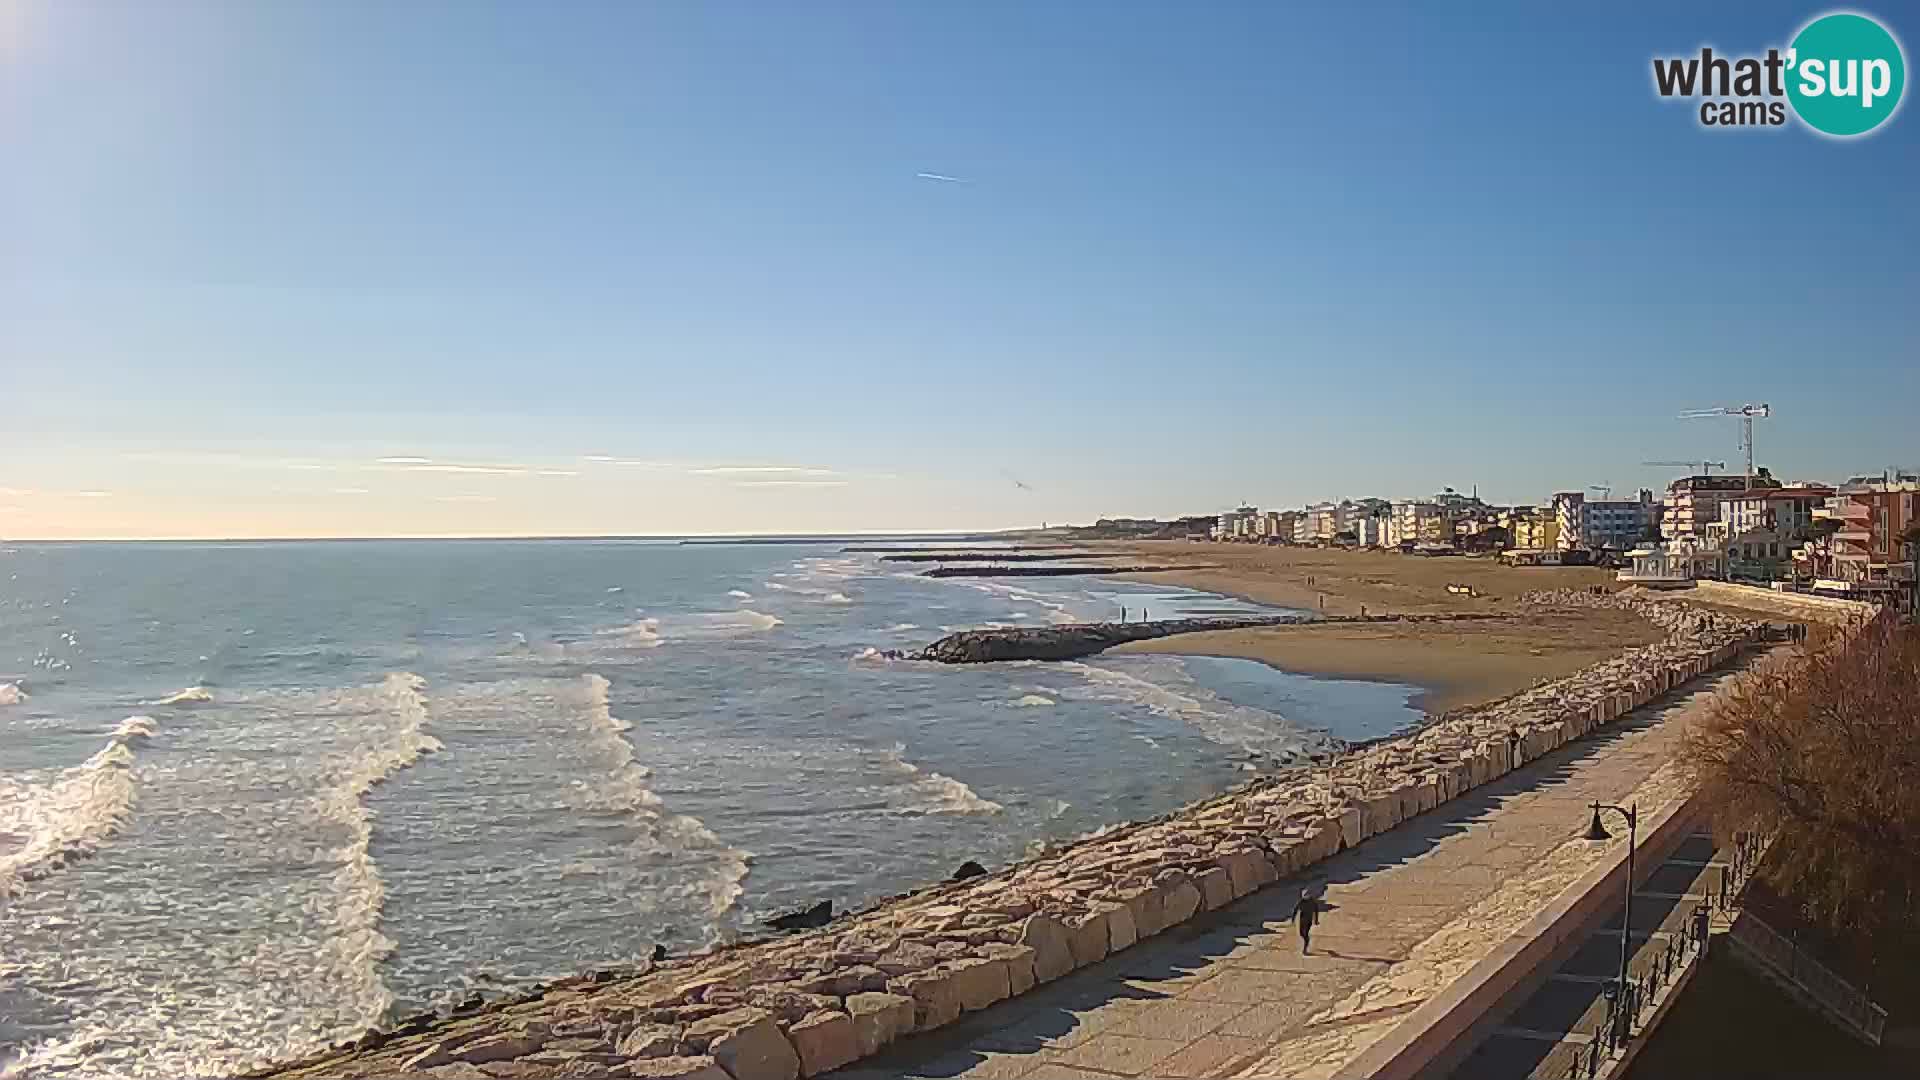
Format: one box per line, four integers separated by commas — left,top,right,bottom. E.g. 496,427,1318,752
887,968,962,1032
983,943,1037,997
945,955,1013,1012
1103,901,1139,952
1065,909,1111,968
1018,914,1076,983
1195,866,1234,911
1338,807,1364,849
1160,877,1203,927
686,1008,799,1080
786,1010,859,1078
622,1057,732,1080
1220,850,1264,898
616,1024,684,1059
843,992,915,1057
1114,883,1165,939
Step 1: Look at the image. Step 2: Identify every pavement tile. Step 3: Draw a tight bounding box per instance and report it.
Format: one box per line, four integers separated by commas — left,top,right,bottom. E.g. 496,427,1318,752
1046,1033,1187,1075
1148,1034,1265,1078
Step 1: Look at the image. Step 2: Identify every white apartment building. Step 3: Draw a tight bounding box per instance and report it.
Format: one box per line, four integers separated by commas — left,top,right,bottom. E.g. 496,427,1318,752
1553,490,1658,551
1390,500,1445,546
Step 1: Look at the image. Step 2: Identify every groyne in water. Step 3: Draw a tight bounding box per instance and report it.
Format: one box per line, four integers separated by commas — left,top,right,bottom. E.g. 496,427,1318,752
920,564,1210,578
915,612,1507,663
254,592,1769,1080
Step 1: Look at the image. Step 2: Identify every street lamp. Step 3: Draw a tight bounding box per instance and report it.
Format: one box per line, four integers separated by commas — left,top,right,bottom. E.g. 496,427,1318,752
1584,802,1639,1041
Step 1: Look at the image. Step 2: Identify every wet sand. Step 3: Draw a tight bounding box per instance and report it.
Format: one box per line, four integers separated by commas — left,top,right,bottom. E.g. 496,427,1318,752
1100,542,1659,711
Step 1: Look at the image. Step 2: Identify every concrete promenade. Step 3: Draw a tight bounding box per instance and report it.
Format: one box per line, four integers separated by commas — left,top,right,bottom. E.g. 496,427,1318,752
827,671,1740,1080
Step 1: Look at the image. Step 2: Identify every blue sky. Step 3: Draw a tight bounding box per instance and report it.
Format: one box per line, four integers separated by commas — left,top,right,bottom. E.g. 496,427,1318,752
3,1,1915,538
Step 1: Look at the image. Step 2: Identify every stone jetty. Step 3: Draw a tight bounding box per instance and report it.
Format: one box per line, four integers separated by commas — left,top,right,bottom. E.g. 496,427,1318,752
920,564,1210,579
256,592,1767,1080
914,611,1506,663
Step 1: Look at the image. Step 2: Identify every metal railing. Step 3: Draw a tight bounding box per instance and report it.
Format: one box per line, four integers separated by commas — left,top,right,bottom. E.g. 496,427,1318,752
1555,833,1767,1079
1723,911,1888,1046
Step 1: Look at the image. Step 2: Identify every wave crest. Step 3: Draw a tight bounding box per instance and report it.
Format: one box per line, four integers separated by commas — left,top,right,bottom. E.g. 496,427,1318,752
881,743,1002,816
148,685,213,706
0,715,157,897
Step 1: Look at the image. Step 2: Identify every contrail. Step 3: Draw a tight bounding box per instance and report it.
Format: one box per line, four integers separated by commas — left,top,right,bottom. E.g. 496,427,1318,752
915,172,969,183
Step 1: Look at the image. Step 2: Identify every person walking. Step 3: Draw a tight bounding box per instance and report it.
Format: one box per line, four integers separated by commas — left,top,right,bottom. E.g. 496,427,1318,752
1297,891,1321,954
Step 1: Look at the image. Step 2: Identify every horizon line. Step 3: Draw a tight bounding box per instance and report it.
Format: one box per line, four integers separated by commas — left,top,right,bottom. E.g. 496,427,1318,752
0,527,1037,544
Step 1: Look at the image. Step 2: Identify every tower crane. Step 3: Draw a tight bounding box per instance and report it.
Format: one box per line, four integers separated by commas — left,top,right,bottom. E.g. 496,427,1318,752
1642,460,1727,475
1677,404,1770,488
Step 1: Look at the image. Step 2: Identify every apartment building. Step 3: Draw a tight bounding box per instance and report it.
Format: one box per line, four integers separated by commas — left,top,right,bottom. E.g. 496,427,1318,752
1553,490,1658,551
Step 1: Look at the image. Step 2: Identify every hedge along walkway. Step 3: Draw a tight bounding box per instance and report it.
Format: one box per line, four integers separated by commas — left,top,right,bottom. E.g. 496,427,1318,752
825,669,1741,1080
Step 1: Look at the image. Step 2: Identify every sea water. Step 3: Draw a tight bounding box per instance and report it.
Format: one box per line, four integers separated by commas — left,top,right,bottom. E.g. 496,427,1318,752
0,540,1420,1077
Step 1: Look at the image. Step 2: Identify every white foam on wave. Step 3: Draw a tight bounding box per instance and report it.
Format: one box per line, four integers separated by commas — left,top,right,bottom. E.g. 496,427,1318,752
1013,694,1055,708
727,589,752,599
597,617,665,648
881,743,1003,816
822,592,853,604
147,685,213,706
313,672,442,1034
0,681,26,706
884,623,918,633
579,674,749,918
693,609,782,634
0,714,156,898
1059,660,1334,761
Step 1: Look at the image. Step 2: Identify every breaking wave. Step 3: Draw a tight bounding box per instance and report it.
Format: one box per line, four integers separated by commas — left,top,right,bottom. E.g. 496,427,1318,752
692,609,782,634
1060,660,1335,760
883,623,918,633
0,714,157,898
316,673,442,1027
727,589,752,599
147,685,213,706
597,618,665,648
0,681,26,706
881,743,1002,816
1013,694,1055,708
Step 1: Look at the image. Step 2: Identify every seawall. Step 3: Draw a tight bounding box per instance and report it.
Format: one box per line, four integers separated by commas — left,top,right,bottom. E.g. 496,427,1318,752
256,593,1766,1080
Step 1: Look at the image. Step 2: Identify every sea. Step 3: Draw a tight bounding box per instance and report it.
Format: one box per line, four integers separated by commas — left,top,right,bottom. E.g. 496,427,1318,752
0,540,1421,1078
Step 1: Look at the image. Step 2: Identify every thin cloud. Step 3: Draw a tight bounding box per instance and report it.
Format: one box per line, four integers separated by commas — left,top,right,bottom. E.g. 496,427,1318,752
376,456,434,465
434,495,496,503
690,466,840,476
74,491,112,498
735,480,850,488
402,463,528,475
333,488,371,495
915,172,969,184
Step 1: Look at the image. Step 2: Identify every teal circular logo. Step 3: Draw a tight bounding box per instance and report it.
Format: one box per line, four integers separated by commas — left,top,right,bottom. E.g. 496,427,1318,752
1786,13,1906,136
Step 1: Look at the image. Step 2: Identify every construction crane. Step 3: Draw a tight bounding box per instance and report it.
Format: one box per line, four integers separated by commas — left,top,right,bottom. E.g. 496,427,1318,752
1642,459,1727,475
1678,404,1770,488
1588,484,1613,500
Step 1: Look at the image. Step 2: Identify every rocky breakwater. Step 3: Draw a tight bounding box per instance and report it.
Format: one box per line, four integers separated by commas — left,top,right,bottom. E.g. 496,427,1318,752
257,601,1769,1080
916,611,1508,664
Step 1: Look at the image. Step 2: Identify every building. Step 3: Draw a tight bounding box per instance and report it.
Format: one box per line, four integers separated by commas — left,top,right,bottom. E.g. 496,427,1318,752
1509,508,1559,552
1661,471,1778,542
1718,485,1834,537
1213,505,1259,541
1801,478,1920,608
1350,515,1385,547
1390,500,1446,547
1617,540,1727,587
1553,490,1658,551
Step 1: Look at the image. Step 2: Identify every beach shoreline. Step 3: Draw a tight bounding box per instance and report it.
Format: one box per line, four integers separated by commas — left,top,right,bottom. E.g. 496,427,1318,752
1092,541,1658,712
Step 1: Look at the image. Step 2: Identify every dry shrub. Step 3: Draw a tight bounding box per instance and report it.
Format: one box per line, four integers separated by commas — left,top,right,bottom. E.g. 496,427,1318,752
1682,618,1920,953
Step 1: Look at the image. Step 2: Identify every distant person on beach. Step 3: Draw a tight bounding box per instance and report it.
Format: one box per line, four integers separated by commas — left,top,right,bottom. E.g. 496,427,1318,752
1297,891,1321,953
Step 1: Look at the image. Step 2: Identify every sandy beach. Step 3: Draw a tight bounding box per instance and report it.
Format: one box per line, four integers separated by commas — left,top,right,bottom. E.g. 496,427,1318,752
1099,542,1660,711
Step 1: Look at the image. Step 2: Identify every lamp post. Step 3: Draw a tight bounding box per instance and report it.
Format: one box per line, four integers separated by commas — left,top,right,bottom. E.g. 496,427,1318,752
1584,802,1639,1040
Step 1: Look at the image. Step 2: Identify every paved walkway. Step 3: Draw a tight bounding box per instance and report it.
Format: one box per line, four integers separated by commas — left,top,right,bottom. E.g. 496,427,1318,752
827,667,1749,1080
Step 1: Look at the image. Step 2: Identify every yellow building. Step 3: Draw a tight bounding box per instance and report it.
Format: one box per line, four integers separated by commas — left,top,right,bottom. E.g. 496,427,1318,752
1510,512,1560,551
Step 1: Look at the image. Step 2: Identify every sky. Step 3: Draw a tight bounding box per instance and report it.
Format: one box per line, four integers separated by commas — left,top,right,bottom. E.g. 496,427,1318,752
2,1,1915,539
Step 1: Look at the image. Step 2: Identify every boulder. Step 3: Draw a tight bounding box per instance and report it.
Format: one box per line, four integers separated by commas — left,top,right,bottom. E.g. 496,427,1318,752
945,955,1013,1011
843,992,915,1057
1114,883,1165,939
620,1057,732,1080
948,860,988,882
786,1010,859,1078
1018,914,1076,983
1066,909,1111,967
887,967,963,1031
1158,876,1202,927
983,943,1038,996
1338,807,1364,849
767,901,834,933
615,1024,683,1059
1101,901,1138,952
1195,866,1234,911
684,1008,800,1080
